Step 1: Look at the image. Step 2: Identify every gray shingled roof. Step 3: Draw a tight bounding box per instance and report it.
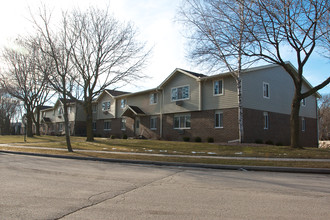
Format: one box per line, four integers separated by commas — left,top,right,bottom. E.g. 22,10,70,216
106,89,131,97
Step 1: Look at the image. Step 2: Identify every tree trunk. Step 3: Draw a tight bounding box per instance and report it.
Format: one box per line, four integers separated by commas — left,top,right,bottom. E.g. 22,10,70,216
290,92,302,148
26,109,34,137
63,102,73,152
237,78,244,143
85,100,94,142
35,109,41,136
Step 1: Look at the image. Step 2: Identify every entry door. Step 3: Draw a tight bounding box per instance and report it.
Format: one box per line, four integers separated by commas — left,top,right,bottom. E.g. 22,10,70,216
135,117,140,136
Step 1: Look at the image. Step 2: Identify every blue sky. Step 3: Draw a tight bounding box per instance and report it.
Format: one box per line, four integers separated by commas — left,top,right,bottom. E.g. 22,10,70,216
0,0,329,95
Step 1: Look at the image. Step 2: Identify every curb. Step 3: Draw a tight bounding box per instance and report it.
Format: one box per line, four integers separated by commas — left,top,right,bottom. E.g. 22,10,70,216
1,150,330,174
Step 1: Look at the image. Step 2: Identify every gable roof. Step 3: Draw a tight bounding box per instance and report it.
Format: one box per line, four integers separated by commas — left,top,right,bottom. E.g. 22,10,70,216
121,105,146,118
158,68,206,89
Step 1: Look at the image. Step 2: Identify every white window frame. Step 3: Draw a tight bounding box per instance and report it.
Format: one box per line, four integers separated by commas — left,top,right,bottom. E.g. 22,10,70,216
302,117,306,132
215,111,223,128
104,120,111,130
301,98,306,107
102,101,111,111
150,93,158,105
171,85,190,102
121,99,127,109
174,114,191,129
264,112,269,130
150,116,157,130
213,79,224,96
263,82,270,99
121,118,126,130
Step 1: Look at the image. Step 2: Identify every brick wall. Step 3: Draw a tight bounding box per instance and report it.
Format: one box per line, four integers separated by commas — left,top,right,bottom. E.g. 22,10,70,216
243,108,318,147
162,109,239,142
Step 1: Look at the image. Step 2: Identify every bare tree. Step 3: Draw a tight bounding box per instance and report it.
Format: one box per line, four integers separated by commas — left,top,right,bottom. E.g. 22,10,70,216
243,0,330,148
31,8,78,152
68,7,151,141
178,0,257,143
0,89,20,135
1,38,52,137
319,94,330,140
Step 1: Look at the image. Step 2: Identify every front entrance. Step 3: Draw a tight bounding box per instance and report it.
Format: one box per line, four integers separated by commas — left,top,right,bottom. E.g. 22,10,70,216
135,117,140,136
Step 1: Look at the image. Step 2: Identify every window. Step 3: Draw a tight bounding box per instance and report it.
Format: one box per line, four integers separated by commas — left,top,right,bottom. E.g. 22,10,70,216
174,114,191,129
92,121,97,131
67,106,71,114
92,105,97,113
215,111,223,128
104,120,111,130
121,99,127,109
264,112,269,129
263,82,270,98
59,123,63,131
302,118,306,132
102,101,111,111
214,80,223,95
121,118,126,130
301,98,306,106
171,86,190,101
58,107,63,115
150,93,158,104
150,116,157,130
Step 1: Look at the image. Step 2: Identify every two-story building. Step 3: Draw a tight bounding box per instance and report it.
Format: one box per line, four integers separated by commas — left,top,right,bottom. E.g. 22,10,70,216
90,62,319,147
39,99,86,136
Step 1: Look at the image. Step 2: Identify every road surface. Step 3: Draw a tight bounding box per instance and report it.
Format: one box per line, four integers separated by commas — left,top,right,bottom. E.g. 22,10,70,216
1,152,329,219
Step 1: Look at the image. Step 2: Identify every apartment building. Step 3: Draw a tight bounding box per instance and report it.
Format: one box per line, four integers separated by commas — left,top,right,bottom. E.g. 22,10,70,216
35,63,319,147
39,99,86,136
91,63,319,147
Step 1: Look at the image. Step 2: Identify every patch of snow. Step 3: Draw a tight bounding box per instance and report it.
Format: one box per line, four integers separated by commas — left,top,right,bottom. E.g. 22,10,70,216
235,152,243,155
102,148,108,150
207,152,216,155
159,150,167,153
112,148,117,150
191,151,196,154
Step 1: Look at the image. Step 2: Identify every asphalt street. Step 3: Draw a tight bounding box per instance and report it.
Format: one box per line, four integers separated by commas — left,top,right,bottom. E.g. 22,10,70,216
1,152,330,219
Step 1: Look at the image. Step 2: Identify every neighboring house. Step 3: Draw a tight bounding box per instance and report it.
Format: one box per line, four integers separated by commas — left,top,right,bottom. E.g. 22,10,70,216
38,99,86,136
91,62,319,147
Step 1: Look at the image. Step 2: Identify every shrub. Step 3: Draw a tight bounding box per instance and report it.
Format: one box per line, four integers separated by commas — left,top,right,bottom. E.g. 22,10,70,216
183,137,190,142
122,134,128,139
194,137,202,142
265,140,274,145
110,135,116,139
207,137,214,143
255,139,263,144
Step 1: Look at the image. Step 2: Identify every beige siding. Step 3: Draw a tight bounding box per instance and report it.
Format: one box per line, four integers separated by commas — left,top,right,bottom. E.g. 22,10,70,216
162,72,200,114
202,76,238,110
241,66,317,118
116,92,161,117
74,103,86,121
97,93,116,120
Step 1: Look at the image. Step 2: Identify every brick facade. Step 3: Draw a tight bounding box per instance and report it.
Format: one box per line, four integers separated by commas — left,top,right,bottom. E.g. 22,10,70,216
243,108,318,147
162,108,239,142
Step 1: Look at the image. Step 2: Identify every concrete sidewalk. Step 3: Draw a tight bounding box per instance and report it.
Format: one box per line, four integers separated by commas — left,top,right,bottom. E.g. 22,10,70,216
1,144,330,162
1,144,330,174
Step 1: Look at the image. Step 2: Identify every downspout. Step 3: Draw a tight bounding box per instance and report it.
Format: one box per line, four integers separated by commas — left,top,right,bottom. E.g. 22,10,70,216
198,78,202,111
159,88,163,139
